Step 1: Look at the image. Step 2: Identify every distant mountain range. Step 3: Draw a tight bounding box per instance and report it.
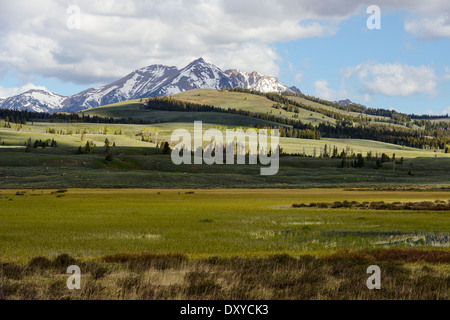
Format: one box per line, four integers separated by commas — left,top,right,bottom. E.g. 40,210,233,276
0,58,295,113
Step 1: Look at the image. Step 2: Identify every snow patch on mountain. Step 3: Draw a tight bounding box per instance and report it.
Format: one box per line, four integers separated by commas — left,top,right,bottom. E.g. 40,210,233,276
225,69,289,93
0,89,67,113
154,58,232,96
0,58,295,112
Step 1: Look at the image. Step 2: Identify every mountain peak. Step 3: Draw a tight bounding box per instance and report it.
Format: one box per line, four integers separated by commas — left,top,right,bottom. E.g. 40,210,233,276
289,86,302,94
22,88,53,95
336,99,353,106
0,58,292,112
192,57,206,63
185,57,208,68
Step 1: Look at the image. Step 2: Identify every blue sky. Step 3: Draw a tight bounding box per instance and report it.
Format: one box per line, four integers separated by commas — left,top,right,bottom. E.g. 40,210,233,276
277,9,450,115
0,1,449,115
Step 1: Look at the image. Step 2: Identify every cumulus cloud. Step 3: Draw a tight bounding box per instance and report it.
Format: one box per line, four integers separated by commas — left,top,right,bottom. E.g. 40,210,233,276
295,72,304,84
405,16,450,40
0,0,343,86
314,80,340,101
0,0,449,93
342,62,438,97
313,78,350,101
360,0,450,40
0,83,49,98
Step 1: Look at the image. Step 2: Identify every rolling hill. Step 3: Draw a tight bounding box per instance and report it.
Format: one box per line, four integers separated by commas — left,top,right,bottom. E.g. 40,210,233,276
79,88,450,157
85,89,336,126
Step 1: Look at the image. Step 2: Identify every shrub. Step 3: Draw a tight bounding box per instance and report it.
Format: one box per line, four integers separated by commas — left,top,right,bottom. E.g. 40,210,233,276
185,271,222,297
102,253,187,271
28,256,52,271
1,263,27,280
52,254,78,272
85,262,109,280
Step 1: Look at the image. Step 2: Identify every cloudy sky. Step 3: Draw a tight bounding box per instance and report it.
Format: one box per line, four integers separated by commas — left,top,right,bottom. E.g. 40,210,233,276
0,0,450,114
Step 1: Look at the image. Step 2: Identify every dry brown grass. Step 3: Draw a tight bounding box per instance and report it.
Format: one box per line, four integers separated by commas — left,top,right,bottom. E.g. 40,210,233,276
0,250,448,300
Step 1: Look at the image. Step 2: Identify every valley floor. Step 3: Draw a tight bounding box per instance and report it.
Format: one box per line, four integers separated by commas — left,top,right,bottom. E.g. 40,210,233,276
1,188,448,261
0,188,448,300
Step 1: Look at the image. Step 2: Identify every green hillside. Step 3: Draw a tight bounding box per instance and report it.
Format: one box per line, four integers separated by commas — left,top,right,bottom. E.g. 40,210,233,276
78,88,450,156
1,88,449,191
82,97,284,128
172,89,336,125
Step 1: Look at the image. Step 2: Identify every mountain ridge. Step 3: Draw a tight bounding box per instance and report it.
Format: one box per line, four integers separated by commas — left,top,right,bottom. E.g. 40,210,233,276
0,58,292,113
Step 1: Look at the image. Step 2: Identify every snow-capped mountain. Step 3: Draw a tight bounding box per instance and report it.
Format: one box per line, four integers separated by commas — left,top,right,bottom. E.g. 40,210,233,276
225,69,290,93
63,64,179,111
0,89,67,113
0,58,294,112
152,58,233,96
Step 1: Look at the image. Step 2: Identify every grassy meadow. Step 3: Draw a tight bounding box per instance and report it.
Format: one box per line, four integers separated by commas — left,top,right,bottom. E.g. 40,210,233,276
0,188,449,300
0,188,449,262
1,117,449,190
1,89,449,300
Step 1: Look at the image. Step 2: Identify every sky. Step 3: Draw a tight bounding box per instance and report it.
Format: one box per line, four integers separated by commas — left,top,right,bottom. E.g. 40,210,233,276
0,0,449,115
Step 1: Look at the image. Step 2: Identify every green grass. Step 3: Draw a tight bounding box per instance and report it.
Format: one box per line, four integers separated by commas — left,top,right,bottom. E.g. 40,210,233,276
82,98,283,128
0,189,448,263
2,120,448,159
1,125,450,189
287,96,391,122
280,137,450,158
171,89,415,128
173,89,336,125
87,89,337,125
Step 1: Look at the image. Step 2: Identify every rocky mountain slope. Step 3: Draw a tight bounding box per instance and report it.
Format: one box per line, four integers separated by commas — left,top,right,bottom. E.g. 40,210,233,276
0,58,293,112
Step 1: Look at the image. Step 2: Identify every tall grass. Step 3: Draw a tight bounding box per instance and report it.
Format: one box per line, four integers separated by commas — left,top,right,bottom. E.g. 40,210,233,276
1,250,448,300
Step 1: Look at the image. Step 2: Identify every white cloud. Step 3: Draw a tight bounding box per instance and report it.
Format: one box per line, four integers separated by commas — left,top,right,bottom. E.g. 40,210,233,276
357,0,450,40
443,66,450,80
295,72,304,84
405,16,450,40
0,0,342,85
0,0,449,91
0,83,49,98
313,78,349,101
314,80,337,101
342,62,438,97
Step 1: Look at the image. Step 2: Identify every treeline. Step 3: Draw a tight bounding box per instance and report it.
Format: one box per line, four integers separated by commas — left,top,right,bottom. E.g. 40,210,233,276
298,93,412,124
230,88,408,126
24,138,58,153
234,87,411,124
144,96,321,140
228,88,450,149
145,95,448,149
0,108,158,125
2,92,449,149
283,89,450,124
410,114,450,120
317,122,448,149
